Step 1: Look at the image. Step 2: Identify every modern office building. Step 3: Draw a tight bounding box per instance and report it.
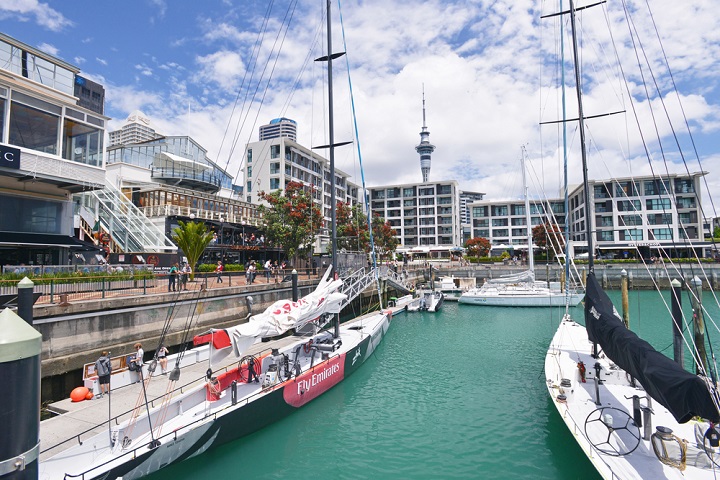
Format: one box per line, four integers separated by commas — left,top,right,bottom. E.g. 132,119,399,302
0,33,108,267
259,117,297,142
367,180,462,258
245,133,360,254
469,172,708,258
459,190,485,244
108,110,161,147
74,75,105,115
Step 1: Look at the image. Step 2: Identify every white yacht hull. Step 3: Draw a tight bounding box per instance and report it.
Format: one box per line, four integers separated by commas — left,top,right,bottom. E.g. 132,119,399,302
545,316,720,479
459,289,584,307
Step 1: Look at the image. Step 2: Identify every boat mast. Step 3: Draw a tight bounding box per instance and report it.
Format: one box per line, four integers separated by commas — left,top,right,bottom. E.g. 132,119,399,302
521,147,534,273
568,0,594,274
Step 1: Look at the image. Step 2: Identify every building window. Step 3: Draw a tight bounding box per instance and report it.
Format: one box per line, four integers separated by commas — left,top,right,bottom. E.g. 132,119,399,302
472,206,488,217
650,228,673,240
674,178,694,193
403,187,416,197
9,99,60,154
270,144,280,159
492,205,508,216
62,118,103,166
269,178,280,189
646,198,671,211
617,200,642,212
647,213,672,225
247,166,252,178
597,230,614,241
619,228,643,241
270,162,280,174
491,218,508,227
619,215,641,226
512,205,525,216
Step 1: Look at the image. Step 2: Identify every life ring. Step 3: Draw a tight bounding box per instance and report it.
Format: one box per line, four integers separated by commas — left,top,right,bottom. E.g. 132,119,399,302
303,339,313,354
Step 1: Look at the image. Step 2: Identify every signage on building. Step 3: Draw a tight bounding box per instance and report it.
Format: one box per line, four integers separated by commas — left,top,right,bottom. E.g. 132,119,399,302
628,241,660,247
0,144,20,169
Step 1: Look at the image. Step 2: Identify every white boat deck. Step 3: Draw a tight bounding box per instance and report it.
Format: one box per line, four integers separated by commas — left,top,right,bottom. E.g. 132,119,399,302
546,316,720,479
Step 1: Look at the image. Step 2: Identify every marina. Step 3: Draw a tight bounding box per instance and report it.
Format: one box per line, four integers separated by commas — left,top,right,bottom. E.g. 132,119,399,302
124,291,716,480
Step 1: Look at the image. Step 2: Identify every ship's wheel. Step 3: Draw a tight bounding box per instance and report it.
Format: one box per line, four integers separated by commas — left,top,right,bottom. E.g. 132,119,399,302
584,407,641,456
238,355,259,383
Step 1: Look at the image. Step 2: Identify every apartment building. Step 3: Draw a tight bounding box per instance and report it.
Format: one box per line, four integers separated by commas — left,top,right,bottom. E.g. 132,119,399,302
367,181,462,257
245,132,360,253
470,172,707,258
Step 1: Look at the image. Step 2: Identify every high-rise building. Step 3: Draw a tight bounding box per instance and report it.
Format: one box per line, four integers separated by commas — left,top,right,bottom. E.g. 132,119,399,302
259,117,297,142
415,90,435,183
74,75,105,115
108,110,161,147
245,134,360,254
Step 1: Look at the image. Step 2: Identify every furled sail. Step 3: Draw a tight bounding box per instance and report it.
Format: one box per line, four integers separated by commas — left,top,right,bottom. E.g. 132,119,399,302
485,269,535,285
585,272,720,423
224,267,347,357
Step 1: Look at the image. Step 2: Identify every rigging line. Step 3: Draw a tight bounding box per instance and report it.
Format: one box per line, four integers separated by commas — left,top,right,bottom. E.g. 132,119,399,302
643,0,720,233
229,0,300,182
620,1,720,323
336,0,381,306
219,0,276,172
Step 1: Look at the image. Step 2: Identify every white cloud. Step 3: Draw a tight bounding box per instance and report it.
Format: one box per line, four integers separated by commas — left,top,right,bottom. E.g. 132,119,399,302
74,56,85,65
195,50,246,91
37,42,58,56
0,0,72,31
135,64,153,77
96,57,108,66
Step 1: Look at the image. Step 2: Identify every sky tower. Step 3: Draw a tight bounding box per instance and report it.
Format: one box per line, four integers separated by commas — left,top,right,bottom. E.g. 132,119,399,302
415,87,435,182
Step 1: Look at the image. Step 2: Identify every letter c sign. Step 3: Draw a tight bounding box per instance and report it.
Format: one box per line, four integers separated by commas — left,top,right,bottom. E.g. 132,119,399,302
0,145,20,170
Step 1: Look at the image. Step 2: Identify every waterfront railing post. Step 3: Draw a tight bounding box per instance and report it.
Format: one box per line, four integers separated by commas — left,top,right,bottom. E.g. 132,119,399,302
621,269,629,329
292,269,298,302
670,279,684,367
17,277,34,326
101,276,106,299
50,279,54,304
143,276,147,295
0,308,41,479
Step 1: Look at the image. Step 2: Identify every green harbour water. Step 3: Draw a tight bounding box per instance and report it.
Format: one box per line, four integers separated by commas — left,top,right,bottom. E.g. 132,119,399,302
147,290,719,479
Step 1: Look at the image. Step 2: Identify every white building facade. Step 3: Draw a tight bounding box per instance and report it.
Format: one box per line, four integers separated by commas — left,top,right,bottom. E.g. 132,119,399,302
245,137,360,253
367,181,462,257
470,172,707,258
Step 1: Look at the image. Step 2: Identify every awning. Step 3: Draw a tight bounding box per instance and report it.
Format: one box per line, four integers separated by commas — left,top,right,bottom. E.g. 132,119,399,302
156,152,212,171
0,232,99,249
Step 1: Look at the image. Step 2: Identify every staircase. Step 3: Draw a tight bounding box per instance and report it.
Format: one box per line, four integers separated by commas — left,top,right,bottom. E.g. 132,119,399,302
79,181,176,253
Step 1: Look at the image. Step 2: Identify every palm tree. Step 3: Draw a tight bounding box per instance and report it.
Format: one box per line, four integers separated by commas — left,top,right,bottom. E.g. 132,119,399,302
172,220,213,280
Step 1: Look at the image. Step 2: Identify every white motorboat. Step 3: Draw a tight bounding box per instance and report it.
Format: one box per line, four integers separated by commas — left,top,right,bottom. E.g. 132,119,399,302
459,270,584,307
407,289,444,312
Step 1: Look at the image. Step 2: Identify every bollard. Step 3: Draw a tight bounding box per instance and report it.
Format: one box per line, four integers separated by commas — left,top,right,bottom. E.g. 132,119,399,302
17,277,34,326
0,308,41,479
691,276,707,375
620,269,629,329
670,279,684,367
292,269,298,302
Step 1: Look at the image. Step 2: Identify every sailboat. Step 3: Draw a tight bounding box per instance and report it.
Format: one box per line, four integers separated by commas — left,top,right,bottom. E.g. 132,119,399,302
545,1,720,478
459,150,584,307
39,3,391,479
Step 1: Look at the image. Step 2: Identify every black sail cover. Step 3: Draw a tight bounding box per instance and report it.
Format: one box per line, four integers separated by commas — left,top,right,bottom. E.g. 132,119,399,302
585,272,720,423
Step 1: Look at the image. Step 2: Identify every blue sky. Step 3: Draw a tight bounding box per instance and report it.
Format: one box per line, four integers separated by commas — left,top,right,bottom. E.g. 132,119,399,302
1,0,719,213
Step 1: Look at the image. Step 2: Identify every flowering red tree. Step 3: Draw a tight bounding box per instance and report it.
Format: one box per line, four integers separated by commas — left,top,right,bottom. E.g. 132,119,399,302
336,202,398,259
465,237,491,257
532,223,565,258
258,182,323,262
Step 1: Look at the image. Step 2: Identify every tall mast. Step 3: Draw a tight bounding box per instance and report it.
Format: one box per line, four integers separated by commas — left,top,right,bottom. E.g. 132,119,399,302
521,147,534,273
326,0,337,276
569,0,594,274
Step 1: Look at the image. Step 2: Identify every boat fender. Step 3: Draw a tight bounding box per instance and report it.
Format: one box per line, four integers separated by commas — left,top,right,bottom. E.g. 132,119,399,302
304,339,313,354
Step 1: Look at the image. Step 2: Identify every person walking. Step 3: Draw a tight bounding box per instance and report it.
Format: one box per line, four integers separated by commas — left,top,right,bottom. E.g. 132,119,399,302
168,263,178,292
215,260,224,284
95,351,112,398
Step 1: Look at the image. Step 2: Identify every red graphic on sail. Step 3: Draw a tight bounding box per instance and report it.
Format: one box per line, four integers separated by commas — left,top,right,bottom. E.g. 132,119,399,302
284,354,346,407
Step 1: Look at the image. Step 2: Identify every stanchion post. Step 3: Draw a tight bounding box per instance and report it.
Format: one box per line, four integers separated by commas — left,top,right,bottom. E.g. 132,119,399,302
17,277,34,326
292,269,298,302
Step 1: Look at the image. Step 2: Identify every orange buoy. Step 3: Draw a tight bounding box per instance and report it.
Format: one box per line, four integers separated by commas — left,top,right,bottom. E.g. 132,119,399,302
70,386,89,402
85,391,94,400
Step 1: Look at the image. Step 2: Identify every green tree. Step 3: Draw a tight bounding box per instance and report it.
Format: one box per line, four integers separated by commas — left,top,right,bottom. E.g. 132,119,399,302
714,226,720,239
258,181,323,263
465,237,491,257
172,220,214,280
